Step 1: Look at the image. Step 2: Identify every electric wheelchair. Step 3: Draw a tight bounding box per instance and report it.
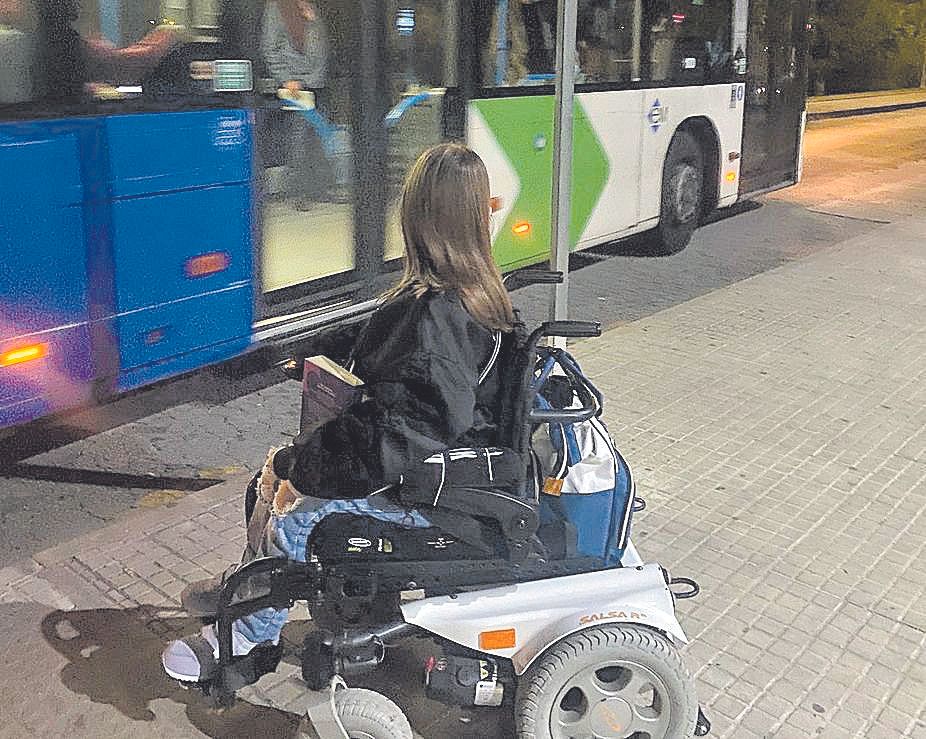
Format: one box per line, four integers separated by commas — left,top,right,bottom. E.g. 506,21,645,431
180,272,711,739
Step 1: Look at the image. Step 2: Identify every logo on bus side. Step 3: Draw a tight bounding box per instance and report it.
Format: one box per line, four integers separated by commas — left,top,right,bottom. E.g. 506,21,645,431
214,116,245,148
648,99,664,133
730,83,746,108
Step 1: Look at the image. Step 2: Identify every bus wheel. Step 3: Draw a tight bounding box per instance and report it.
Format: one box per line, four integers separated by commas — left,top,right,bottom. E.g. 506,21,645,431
653,131,704,256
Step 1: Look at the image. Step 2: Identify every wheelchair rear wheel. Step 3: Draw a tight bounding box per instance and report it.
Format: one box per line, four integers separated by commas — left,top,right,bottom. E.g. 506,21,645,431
515,624,699,739
298,687,413,739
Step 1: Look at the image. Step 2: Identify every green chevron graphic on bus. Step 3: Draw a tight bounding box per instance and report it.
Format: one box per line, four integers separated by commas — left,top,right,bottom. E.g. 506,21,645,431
473,96,610,270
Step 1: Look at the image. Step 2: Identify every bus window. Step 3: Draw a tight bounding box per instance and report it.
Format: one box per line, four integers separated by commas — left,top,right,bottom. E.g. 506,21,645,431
577,0,636,84
641,0,734,84
251,0,359,294
385,1,448,95
519,0,555,76
483,0,640,88
160,0,220,31
382,0,456,263
485,0,555,86
0,0,38,104
33,0,195,103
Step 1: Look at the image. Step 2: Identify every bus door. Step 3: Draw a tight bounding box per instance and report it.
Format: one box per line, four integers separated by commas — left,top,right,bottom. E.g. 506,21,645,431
248,1,363,305
382,0,460,264
739,0,809,193
248,1,454,307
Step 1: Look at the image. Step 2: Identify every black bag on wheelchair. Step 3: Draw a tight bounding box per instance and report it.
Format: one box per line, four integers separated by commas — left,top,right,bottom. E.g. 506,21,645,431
309,446,534,568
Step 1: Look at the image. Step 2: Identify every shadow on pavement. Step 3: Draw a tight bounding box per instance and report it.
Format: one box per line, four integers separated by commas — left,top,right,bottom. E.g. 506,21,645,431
0,462,222,491
34,604,514,738
39,605,301,737
561,199,765,267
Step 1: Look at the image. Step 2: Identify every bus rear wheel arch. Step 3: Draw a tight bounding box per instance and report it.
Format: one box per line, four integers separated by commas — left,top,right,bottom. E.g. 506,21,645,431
651,124,717,256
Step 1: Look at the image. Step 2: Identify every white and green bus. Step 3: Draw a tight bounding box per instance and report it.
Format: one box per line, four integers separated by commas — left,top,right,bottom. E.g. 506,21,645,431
463,0,810,265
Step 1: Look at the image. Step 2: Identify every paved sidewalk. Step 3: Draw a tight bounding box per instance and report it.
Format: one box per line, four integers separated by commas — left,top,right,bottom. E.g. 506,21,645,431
1,215,925,738
807,88,926,119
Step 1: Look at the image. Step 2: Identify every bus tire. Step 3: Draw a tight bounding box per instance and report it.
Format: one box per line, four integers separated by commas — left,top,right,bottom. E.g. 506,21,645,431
653,130,704,256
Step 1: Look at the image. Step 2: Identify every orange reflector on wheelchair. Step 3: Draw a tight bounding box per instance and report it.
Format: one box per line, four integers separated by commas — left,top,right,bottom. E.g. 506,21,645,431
479,629,516,650
543,477,564,496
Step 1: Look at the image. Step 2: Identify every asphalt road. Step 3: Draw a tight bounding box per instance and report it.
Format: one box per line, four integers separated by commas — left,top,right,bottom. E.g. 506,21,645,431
1,109,925,567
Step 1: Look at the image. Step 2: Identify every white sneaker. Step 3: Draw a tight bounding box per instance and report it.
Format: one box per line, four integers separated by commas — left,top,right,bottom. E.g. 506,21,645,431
161,623,277,682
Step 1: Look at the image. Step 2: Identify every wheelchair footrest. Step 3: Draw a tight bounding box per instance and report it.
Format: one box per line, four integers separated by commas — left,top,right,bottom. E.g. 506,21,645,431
207,643,284,707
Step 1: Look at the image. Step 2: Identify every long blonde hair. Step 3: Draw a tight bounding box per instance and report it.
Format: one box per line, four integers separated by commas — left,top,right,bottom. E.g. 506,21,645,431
385,143,514,332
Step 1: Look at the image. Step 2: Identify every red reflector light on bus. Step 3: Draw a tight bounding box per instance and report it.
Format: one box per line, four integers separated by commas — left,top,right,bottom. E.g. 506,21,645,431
512,221,532,237
1,343,47,367
490,196,503,213
185,251,230,278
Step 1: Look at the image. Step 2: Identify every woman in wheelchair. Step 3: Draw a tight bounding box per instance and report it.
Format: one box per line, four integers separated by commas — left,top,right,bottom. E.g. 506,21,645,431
162,143,518,683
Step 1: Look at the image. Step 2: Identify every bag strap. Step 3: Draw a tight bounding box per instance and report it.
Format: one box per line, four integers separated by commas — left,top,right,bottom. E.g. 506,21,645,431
478,330,503,385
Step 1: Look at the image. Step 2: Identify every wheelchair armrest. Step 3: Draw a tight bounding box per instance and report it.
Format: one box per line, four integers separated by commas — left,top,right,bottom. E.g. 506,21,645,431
429,486,539,562
217,557,320,616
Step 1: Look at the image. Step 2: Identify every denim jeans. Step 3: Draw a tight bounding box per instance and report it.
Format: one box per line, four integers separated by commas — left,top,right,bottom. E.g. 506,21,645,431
231,493,430,645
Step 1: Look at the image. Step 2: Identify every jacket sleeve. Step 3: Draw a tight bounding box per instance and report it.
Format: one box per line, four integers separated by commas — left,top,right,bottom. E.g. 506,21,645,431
281,296,491,499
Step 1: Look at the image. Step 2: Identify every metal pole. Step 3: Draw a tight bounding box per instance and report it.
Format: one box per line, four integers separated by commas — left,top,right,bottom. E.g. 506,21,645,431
496,0,510,86
550,0,578,328
353,0,388,299
631,0,642,81
99,0,121,46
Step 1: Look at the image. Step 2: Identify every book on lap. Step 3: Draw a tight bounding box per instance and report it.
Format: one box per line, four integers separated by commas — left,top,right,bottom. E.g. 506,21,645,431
300,355,364,434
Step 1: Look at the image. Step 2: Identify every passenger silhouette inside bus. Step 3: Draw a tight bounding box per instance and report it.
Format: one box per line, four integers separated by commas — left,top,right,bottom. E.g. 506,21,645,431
35,0,183,101
519,0,555,75
0,0,37,103
260,0,335,210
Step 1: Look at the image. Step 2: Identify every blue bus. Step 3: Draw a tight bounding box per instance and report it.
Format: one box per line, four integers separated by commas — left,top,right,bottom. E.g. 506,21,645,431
0,0,808,430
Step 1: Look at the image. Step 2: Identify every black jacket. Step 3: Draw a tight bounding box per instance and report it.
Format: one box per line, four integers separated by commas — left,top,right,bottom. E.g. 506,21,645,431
278,290,510,499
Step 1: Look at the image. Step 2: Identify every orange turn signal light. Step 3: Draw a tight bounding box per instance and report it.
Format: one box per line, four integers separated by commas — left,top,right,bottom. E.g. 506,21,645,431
479,628,516,650
185,251,230,278
725,171,737,182
512,221,531,237
0,343,47,367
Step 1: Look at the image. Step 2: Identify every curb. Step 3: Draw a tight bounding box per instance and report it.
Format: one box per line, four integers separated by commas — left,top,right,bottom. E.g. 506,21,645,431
807,99,926,121
30,472,251,568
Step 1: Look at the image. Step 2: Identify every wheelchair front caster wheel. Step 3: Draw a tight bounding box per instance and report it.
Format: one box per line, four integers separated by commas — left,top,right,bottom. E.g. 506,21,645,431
298,687,413,739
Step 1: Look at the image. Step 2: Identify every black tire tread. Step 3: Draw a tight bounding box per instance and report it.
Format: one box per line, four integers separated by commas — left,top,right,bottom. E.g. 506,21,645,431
516,624,698,739
653,129,704,256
